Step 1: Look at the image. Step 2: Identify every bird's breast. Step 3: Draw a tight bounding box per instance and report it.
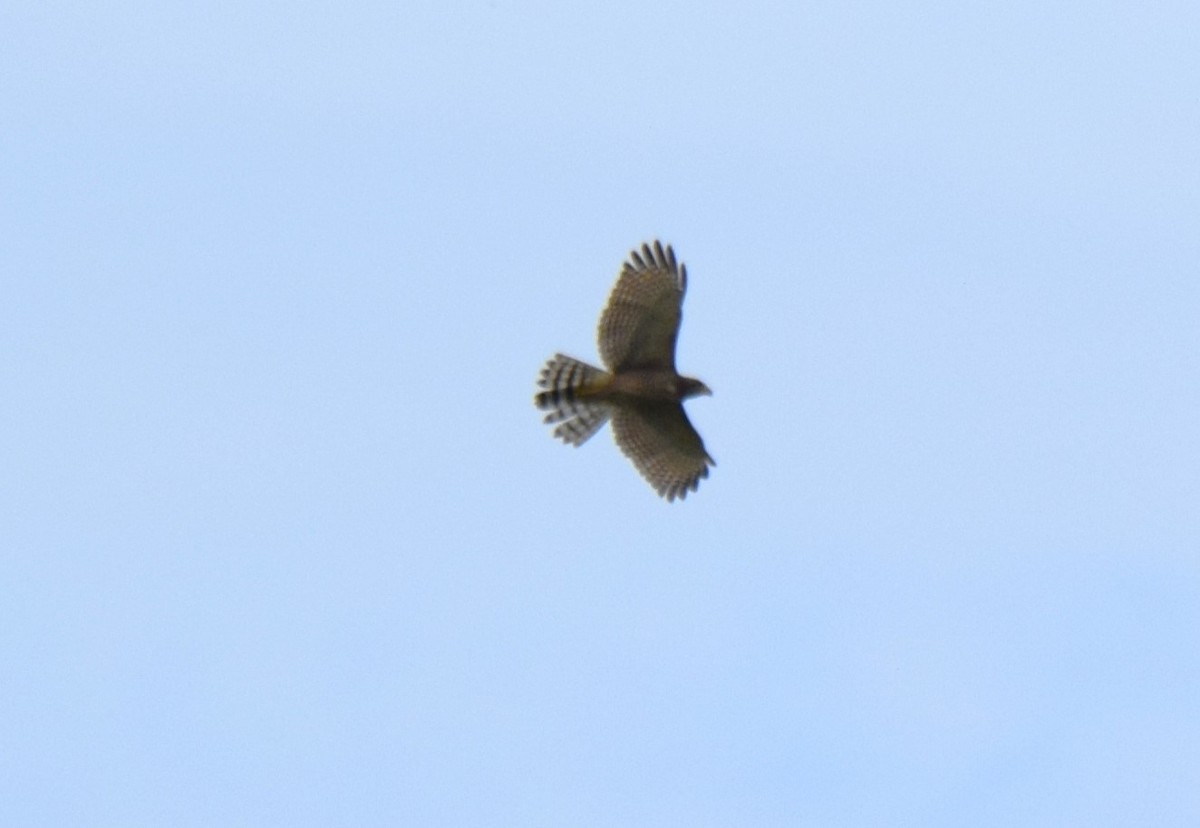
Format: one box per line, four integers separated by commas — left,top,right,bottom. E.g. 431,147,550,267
606,370,684,402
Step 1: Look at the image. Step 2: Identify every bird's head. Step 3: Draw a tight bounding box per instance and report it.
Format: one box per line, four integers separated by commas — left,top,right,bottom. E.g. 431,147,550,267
680,376,712,399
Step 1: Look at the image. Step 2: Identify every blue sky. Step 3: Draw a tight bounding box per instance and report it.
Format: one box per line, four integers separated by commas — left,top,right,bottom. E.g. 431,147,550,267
3,2,1198,825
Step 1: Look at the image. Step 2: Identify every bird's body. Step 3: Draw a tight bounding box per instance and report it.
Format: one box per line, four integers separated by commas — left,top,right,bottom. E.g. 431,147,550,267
534,241,713,501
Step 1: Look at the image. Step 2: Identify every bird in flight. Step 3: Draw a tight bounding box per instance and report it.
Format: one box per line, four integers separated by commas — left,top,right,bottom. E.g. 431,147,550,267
534,240,714,501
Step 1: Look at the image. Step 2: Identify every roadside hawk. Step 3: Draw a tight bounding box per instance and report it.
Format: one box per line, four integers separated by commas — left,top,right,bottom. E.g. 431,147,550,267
534,241,714,501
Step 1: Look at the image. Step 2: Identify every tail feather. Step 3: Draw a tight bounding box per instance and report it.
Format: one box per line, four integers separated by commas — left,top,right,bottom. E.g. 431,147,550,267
534,354,612,446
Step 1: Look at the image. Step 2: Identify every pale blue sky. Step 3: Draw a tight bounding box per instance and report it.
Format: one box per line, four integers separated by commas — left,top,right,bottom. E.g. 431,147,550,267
3,2,1199,826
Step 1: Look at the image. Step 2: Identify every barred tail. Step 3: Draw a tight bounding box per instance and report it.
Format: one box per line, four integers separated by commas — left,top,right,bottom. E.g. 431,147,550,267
534,354,612,446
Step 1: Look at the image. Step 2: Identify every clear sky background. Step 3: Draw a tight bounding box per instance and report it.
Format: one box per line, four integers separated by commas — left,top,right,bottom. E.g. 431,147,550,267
4,2,1198,826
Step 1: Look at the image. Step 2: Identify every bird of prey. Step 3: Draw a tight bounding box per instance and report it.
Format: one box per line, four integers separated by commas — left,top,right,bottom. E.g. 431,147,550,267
534,240,714,501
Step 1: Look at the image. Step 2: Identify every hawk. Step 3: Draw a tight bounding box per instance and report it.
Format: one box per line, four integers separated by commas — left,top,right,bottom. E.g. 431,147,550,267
534,241,714,501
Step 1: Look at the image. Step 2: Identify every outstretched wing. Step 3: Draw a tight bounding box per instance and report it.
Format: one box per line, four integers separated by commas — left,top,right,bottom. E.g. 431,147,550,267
611,400,714,501
597,241,687,372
